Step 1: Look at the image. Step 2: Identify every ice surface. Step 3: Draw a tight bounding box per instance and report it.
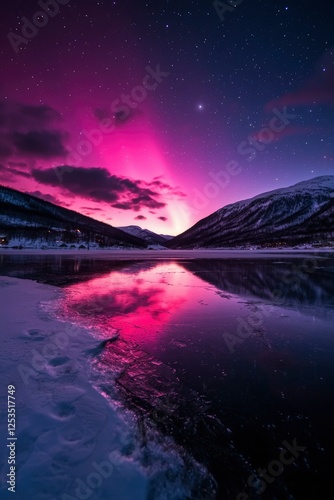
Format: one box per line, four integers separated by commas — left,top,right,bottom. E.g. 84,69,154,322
0,277,215,499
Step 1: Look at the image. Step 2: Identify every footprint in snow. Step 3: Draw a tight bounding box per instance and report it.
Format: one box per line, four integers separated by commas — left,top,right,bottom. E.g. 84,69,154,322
24,328,47,341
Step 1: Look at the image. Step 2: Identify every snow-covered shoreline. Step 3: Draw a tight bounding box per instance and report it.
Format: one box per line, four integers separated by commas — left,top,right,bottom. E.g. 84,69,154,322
0,277,151,499
0,277,214,500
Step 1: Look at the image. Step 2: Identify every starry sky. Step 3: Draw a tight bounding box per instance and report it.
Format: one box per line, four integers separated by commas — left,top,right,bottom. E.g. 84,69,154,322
0,0,333,235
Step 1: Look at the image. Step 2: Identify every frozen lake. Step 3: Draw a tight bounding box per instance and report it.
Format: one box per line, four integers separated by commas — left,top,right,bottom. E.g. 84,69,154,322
0,251,333,499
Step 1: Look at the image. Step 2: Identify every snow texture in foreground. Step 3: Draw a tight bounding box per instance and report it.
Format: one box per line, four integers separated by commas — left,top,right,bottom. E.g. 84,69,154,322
0,277,215,500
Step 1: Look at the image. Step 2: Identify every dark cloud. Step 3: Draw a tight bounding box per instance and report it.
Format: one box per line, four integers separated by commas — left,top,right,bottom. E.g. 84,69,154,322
251,125,317,143
158,216,168,221
0,164,8,179
0,101,67,162
0,163,30,178
135,215,147,220
32,166,167,212
94,108,110,121
0,140,13,159
12,130,67,158
0,101,61,131
147,178,186,198
81,207,103,211
7,161,28,168
20,104,61,124
266,47,334,110
94,106,141,128
8,167,30,178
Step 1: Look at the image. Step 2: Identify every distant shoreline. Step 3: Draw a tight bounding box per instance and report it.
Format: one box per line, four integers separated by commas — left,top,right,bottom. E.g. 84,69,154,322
1,248,333,259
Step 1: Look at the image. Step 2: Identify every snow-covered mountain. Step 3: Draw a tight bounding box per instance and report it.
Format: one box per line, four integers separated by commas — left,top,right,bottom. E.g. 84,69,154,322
168,176,334,248
118,225,172,246
0,185,147,249
159,233,174,241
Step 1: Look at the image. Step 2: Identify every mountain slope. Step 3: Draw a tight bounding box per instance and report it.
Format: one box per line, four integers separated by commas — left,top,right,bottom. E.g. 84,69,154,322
118,225,171,246
168,176,334,248
159,234,174,241
0,185,147,248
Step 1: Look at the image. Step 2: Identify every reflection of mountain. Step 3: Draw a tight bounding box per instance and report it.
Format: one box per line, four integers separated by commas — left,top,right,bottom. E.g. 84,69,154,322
179,258,334,312
0,254,151,286
2,255,334,314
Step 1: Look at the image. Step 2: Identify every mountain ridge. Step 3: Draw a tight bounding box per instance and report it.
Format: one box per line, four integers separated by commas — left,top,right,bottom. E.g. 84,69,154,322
117,225,172,246
0,185,147,248
167,176,334,249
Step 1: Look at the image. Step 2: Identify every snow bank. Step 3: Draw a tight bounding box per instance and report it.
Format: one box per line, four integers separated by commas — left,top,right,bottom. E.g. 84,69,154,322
0,277,213,499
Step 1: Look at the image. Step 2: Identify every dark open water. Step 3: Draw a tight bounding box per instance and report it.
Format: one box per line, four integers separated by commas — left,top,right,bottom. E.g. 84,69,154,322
1,252,334,499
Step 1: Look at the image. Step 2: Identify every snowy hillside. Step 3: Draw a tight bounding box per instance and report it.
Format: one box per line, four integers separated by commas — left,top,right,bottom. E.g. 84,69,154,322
159,233,174,241
168,176,334,248
0,185,147,249
117,225,171,246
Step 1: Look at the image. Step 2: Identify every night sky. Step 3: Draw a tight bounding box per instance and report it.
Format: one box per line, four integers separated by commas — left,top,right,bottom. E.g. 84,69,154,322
1,0,333,234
